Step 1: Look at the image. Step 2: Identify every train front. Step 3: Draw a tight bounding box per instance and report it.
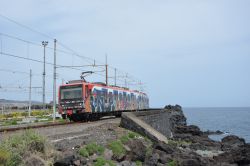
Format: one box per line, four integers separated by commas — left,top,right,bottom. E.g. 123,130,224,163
58,84,85,119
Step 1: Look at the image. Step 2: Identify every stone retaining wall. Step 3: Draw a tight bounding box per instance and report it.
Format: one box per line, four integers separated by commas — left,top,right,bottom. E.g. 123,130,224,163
120,108,186,143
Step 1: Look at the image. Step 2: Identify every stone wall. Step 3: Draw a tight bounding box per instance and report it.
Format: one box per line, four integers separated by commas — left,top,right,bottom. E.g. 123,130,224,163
120,106,186,143
135,110,172,137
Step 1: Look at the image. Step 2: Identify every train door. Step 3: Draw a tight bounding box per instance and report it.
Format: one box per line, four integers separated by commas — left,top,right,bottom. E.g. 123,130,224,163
84,84,91,112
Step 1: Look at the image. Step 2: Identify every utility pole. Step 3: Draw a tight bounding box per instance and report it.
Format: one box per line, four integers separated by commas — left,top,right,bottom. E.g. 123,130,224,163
105,54,108,86
53,39,57,122
42,41,48,110
0,33,2,54
125,73,128,88
114,68,117,86
29,69,32,117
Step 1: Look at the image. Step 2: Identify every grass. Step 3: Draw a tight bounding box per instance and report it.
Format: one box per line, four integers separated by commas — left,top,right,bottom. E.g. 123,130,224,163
0,147,11,166
3,120,18,126
128,131,140,139
136,160,142,166
168,139,191,146
120,135,130,144
79,143,105,157
167,160,178,166
108,140,126,158
0,130,48,166
119,131,141,144
79,148,89,157
0,110,53,120
93,157,115,166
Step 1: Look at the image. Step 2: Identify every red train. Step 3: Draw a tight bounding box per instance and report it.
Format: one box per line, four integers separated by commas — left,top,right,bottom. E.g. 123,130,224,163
58,80,149,121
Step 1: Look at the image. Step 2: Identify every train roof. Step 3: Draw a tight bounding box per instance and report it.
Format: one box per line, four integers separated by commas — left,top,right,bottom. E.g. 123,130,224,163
62,80,147,96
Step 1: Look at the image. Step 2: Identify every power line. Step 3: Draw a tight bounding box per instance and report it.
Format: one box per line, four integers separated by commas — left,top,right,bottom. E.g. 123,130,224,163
0,14,145,90
0,14,52,39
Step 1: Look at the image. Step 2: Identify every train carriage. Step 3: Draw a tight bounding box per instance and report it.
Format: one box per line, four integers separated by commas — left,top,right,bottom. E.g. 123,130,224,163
58,80,149,121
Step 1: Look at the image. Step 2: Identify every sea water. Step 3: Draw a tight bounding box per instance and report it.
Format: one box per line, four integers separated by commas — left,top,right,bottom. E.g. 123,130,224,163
183,107,250,143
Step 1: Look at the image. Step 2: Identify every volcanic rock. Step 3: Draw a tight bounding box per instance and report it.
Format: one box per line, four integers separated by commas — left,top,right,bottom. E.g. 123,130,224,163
221,135,246,151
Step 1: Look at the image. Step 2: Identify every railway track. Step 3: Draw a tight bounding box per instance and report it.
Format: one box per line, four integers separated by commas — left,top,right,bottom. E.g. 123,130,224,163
0,116,117,133
0,108,162,133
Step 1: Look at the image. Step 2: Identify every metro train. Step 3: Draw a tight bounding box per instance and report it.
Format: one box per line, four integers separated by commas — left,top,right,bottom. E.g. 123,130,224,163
58,80,149,121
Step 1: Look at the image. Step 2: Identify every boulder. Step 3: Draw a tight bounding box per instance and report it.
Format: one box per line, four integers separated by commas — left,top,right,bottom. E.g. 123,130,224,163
204,130,223,135
54,155,75,166
179,159,201,166
118,160,132,166
144,153,159,166
126,139,147,161
214,143,250,165
24,155,45,166
221,135,245,151
174,125,203,136
154,141,175,154
73,159,80,166
154,149,172,164
103,149,113,160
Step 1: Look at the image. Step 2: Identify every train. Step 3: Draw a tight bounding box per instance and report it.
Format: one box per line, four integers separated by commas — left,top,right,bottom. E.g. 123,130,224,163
58,80,149,121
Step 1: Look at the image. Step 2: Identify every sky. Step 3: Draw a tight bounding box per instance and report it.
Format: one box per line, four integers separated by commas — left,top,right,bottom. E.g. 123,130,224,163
0,0,249,107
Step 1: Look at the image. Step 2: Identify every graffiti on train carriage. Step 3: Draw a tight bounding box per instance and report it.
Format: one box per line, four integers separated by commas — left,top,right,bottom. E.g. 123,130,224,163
90,86,148,112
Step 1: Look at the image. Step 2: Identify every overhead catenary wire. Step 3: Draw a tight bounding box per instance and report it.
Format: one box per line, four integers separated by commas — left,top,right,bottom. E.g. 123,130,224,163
0,13,145,91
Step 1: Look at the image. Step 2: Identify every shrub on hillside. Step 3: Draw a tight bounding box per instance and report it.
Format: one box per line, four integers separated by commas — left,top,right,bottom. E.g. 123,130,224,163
0,130,53,165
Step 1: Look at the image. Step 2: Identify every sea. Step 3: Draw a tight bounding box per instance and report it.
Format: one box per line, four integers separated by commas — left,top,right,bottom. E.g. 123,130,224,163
183,107,250,143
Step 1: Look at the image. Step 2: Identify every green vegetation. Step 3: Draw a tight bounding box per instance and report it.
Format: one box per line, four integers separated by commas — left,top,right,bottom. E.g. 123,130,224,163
136,160,143,166
108,140,126,158
79,147,89,157
128,131,140,139
79,143,105,157
3,120,18,126
0,110,52,120
0,130,50,166
119,131,142,144
93,157,115,166
167,160,178,166
0,147,11,166
168,139,191,146
120,135,130,144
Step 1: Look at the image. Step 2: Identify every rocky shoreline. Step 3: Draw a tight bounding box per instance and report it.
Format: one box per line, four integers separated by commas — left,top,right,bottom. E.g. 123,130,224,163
53,105,250,166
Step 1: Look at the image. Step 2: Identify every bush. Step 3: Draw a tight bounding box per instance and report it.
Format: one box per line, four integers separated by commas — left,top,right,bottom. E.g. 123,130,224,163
0,147,11,165
79,147,89,157
79,143,104,157
21,112,28,117
3,120,18,126
0,114,4,119
136,160,142,166
168,160,178,166
0,130,47,166
85,143,104,155
94,157,115,166
120,135,130,144
128,131,140,139
108,140,126,158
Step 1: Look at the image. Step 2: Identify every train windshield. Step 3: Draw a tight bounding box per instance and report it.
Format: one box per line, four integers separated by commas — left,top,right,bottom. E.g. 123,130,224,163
60,85,82,100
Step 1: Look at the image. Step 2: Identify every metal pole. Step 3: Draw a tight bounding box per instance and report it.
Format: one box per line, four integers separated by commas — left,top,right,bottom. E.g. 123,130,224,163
125,73,128,88
29,69,32,117
0,33,2,54
53,39,57,122
114,68,117,86
42,41,48,110
105,54,108,86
